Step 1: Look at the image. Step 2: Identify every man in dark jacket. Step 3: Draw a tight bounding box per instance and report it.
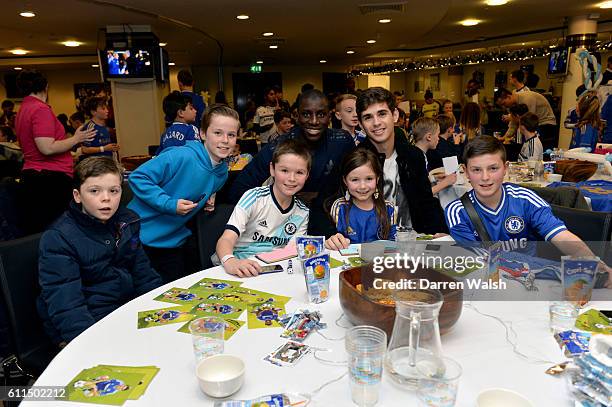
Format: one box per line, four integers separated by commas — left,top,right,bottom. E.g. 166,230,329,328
228,89,355,206
357,87,448,235
37,157,162,345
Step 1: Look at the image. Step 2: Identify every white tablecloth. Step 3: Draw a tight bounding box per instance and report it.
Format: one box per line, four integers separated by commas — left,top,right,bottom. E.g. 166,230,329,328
22,253,611,407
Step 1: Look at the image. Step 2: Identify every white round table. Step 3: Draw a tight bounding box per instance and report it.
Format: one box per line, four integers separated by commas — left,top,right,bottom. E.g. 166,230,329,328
22,252,610,407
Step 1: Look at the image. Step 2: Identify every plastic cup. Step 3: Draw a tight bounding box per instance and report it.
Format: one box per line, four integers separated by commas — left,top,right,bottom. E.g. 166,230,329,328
189,317,224,362
548,301,579,333
416,356,462,407
345,326,387,407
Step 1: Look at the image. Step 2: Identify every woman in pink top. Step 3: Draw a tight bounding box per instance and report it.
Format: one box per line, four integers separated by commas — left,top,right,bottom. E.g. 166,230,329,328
15,70,96,234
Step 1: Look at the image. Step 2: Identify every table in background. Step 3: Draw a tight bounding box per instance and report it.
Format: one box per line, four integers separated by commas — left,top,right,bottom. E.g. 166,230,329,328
22,253,611,407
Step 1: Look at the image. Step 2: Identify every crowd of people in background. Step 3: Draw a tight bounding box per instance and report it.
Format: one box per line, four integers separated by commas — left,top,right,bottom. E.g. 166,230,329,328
0,64,611,349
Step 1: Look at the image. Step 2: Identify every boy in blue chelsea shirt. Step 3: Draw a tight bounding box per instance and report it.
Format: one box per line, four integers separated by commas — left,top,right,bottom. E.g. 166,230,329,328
444,136,611,287
155,90,200,155
80,96,119,159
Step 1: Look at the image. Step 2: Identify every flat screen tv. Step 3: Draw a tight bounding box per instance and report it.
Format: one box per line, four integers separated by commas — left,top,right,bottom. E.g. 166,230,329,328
100,48,154,79
548,47,569,76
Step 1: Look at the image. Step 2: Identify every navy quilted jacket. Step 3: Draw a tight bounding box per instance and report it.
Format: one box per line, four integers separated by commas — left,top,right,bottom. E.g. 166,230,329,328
37,201,162,344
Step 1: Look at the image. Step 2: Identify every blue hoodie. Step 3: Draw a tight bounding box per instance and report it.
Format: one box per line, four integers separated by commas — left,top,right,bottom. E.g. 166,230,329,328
128,141,228,248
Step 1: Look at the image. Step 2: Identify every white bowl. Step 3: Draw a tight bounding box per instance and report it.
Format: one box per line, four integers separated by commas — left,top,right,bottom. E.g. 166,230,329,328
477,388,534,407
196,354,245,398
547,173,563,182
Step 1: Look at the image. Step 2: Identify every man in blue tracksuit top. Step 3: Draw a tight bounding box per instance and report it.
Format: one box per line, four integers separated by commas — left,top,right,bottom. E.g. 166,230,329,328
228,89,355,209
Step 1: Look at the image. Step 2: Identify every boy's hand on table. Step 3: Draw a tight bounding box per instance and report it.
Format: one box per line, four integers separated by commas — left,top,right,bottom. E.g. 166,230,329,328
325,233,351,251
223,258,261,277
176,199,197,215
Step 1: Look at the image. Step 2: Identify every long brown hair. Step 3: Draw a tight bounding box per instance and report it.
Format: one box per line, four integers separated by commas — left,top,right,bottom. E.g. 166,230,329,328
459,102,481,140
577,91,603,133
339,148,391,239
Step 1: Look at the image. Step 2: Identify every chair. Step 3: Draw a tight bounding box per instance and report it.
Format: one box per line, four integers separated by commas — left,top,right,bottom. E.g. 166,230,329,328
0,233,58,385
195,204,235,269
148,145,159,156
538,205,612,264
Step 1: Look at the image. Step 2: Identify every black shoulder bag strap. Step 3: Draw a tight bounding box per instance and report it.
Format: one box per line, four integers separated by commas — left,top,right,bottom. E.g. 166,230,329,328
460,192,493,247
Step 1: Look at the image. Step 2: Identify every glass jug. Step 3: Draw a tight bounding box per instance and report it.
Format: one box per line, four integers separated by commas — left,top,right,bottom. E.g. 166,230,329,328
384,288,444,389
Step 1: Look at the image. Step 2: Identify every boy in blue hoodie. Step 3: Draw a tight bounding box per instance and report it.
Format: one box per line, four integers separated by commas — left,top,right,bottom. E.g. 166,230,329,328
128,104,239,283
38,157,162,346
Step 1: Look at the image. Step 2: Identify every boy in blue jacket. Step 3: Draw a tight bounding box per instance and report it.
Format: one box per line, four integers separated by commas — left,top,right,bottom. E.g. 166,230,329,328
37,157,162,346
128,104,239,283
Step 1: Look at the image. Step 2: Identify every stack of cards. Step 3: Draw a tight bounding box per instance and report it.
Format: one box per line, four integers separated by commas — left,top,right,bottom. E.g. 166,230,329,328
65,365,159,405
279,310,326,342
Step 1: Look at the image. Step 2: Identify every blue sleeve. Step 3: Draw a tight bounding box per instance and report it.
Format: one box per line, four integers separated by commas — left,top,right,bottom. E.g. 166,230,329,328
228,143,274,203
128,152,180,215
525,201,567,241
444,201,478,242
336,204,347,234
569,128,578,149
38,230,96,343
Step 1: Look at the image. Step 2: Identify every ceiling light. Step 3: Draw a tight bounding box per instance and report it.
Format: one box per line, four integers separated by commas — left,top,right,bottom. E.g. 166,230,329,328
599,1,612,8
269,45,278,49
346,50,355,54
9,49,28,55
256,60,263,64
485,0,508,5
236,14,249,20
549,45,556,48
262,32,274,37
378,18,392,24
159,42,167,47
460,19,480,26
14,67,22,71
320,60,327,63
144,61,151,66
91,64,99,68
168,62,175,66
521,42,525,45
367,39,377,44
62,41,82,47
20,11,35,17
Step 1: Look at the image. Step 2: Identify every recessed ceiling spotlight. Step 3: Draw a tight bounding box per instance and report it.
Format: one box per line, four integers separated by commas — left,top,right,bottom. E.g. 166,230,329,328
91,64,99,68
320,60,327,63
269,45,278,49
521,42,525,45
62,41,82,47
10,49,28,55
378,18,392,24
599,1,612,8
168,62,176,66
549,45,556,48
20,11,35,17
460,19,480,26
256,60,264,64
485,0,508,5
14,67,22,70
367,39,377,44
236,14,249,20
262,32,274,37
346,50,355,54
159,42,167,47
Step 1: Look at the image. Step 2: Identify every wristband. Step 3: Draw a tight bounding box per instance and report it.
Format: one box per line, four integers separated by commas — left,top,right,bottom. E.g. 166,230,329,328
100,146,104,153
221,254,235,265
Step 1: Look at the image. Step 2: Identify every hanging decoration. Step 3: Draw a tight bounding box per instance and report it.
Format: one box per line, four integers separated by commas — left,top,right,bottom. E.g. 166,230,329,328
576,48,602,92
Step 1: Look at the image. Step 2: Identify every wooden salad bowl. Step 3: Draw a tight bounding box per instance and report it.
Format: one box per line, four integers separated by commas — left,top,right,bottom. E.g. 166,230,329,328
339,265,463,338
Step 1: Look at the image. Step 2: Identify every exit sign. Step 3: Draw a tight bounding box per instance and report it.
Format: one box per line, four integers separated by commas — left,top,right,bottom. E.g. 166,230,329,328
250,64,262,73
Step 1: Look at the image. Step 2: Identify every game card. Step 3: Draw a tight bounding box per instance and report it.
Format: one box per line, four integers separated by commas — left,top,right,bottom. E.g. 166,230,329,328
264,341,312,366
153,287,206,305
177,318,245,340
188,277,243,292
190,300,245,319
137,305,194,329
247,301,286,329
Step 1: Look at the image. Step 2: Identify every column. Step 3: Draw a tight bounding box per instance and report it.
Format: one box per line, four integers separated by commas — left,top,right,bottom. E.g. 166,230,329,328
111,79,168,157
559,16,598,149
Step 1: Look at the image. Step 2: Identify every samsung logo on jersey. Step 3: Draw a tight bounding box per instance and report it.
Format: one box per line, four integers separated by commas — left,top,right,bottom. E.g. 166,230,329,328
252,233,291,246
504,216,525,234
